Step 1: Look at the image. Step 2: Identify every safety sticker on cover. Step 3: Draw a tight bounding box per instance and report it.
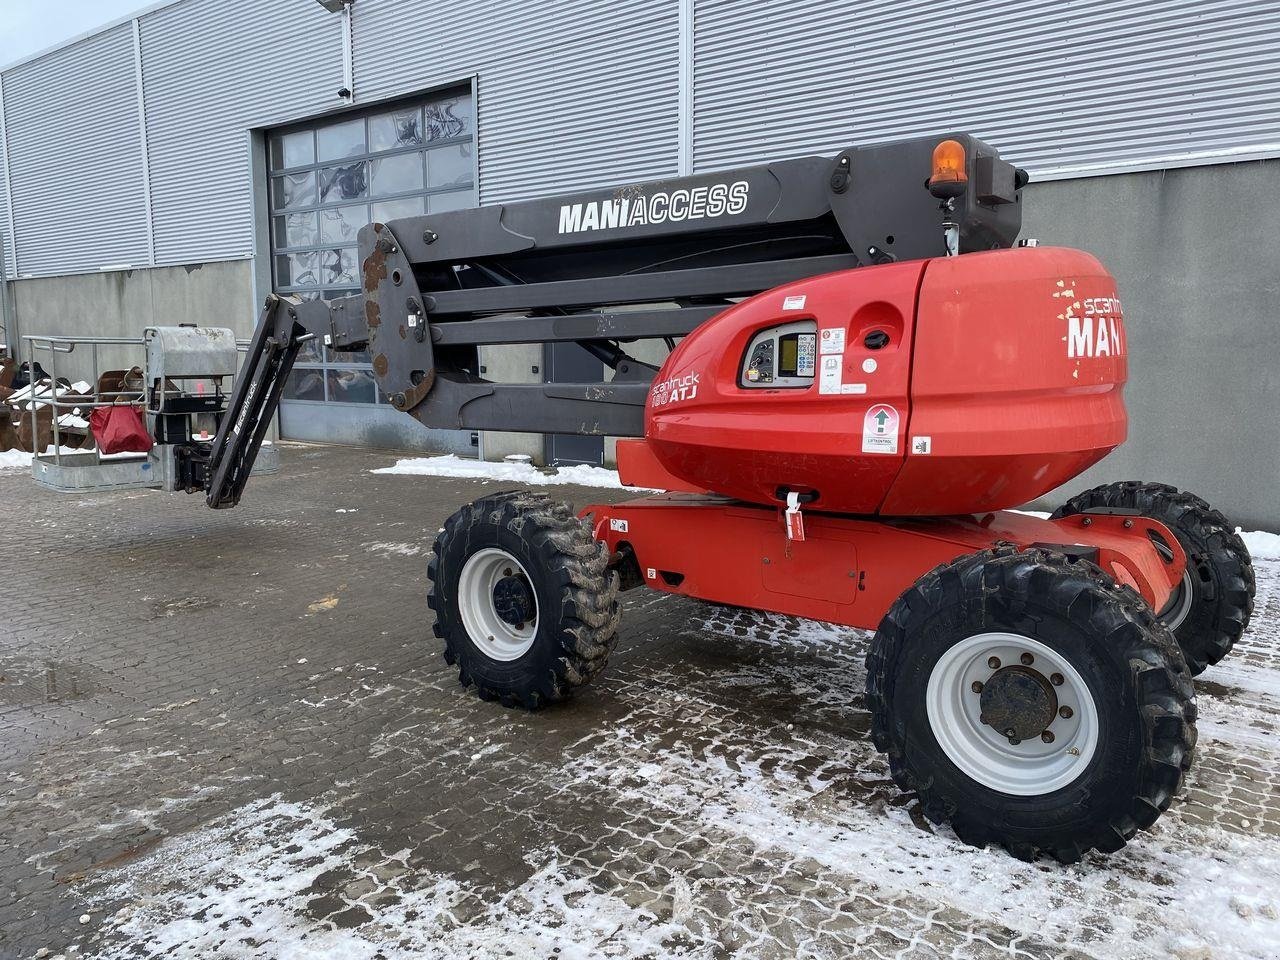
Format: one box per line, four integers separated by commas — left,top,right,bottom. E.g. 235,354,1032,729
819,328,846,355
783,294,807,310
819,355,842,394
862,404,899,454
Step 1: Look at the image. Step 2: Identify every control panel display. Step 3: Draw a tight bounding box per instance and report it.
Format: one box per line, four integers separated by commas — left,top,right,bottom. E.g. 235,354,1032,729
741,321,817,388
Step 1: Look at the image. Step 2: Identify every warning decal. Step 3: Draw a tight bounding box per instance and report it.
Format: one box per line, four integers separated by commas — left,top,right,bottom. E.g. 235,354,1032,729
862,404,899,454
818,355,842,394
819,328,846,355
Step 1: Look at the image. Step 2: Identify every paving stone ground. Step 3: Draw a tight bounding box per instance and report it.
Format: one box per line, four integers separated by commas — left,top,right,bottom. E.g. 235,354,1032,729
1,443,1277,960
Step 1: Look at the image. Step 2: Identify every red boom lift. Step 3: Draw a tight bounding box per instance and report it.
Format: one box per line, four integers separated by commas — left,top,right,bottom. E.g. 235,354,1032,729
105,134,1256,861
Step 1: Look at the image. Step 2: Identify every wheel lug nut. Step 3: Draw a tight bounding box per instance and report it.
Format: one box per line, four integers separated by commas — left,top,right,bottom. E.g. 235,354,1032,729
503,567,513,576
1020,652,1034,666
1007,734,1021,745
971,681,984,694
988,657,1001,669
1050,673,1064,686
1059,705,1073,719
1041,731,1055,744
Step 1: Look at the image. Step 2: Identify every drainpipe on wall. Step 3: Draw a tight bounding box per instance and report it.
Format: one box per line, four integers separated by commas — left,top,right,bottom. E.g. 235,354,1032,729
341,1,355,103
314,0,356,102
0,228,14,361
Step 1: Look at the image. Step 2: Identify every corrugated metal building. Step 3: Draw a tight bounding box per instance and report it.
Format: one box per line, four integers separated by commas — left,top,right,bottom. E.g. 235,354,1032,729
1,0,1278,523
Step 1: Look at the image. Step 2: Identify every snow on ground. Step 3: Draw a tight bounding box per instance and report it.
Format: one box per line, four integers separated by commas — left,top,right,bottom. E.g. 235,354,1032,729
568,715,1280,960
82,579,1280,960
0,449,32,470
87,795,700,960
1242,529,1280,561
46,460,1280,959
371,454,658,490
363,541,425,558
0,445,82,470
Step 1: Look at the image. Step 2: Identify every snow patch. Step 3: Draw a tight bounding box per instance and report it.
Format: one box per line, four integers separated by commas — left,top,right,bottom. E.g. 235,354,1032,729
364,541,424,558
0,445,82,471
1240,528,1280,561
89,795,705,959
371,453,659,491
564,714,1280,960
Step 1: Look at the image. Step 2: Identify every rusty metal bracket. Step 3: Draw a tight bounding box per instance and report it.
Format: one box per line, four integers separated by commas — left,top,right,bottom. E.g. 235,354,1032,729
360,221,436,413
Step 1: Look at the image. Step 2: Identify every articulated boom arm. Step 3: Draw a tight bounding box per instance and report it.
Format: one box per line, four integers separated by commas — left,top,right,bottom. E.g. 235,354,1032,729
205,133,1025,505
204,296,311,508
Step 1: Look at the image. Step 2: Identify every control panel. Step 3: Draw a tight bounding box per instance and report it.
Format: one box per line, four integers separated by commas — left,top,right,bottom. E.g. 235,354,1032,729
740,320,817,388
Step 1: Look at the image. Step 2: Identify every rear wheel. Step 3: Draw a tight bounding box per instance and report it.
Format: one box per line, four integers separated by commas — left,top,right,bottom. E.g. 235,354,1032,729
866,547,1196,862
1051,481,1255,674
428,491,620,709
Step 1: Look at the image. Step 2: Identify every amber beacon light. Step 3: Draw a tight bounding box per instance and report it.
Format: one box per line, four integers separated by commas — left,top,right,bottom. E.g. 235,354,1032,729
928,139,968,199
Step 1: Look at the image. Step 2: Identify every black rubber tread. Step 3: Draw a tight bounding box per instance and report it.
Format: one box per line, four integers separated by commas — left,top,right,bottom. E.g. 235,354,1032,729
865,546,1197,863
1050,480,1255,674
427,490,621,709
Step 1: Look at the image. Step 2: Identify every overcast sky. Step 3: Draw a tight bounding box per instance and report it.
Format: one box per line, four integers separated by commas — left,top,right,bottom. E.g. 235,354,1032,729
1,0,148,68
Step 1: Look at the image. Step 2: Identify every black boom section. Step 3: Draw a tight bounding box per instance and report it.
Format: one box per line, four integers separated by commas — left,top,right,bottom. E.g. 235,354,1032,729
205,296,310,509
247,133,1024,441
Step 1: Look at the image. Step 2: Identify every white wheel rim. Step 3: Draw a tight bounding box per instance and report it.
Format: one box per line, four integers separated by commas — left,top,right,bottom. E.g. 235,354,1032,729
926,632,1100,797
457,548,539,661
1160,568,1196,632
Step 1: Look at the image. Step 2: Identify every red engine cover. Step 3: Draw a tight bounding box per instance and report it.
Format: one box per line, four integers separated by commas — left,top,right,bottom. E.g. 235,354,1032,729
643,246,1127,515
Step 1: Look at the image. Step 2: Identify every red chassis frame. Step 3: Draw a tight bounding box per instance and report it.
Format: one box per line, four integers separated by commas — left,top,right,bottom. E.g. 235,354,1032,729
582,493,1185,633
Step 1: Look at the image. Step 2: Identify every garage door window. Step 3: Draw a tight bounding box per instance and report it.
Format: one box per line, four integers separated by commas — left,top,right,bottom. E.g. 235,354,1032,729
268,91,475,406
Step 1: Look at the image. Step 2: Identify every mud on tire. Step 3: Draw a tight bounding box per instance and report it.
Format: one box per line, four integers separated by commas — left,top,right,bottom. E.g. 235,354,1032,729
865,547,1197,862
1051,481,1255,674
427,490,620,709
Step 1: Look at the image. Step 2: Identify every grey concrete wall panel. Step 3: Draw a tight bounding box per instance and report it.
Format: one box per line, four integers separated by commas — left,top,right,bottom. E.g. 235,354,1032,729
279,401,473,454
1022,160,1280,530
691,0,1280,179
2,24,149,276
351,0,681,203
12,260,255,381
138,0,343,267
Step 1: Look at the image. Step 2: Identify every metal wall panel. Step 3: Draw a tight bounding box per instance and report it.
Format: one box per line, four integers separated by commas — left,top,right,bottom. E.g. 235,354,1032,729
692,0,1280,178
6,0,1280,278
138,0,343,267
2,24,148,277
351,0,681,203
0,77,15,281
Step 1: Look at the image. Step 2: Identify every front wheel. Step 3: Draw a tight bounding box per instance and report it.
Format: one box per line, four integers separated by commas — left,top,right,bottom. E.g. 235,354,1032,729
1051,481,1255,674
866,547,1196,862
428,491,620,709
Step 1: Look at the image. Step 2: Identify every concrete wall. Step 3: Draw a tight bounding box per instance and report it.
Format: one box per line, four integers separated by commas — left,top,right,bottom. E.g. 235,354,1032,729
478,337,674,467
478,342,544,464
1022,159,1280,530
11,259,256,383
8,258,277,441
